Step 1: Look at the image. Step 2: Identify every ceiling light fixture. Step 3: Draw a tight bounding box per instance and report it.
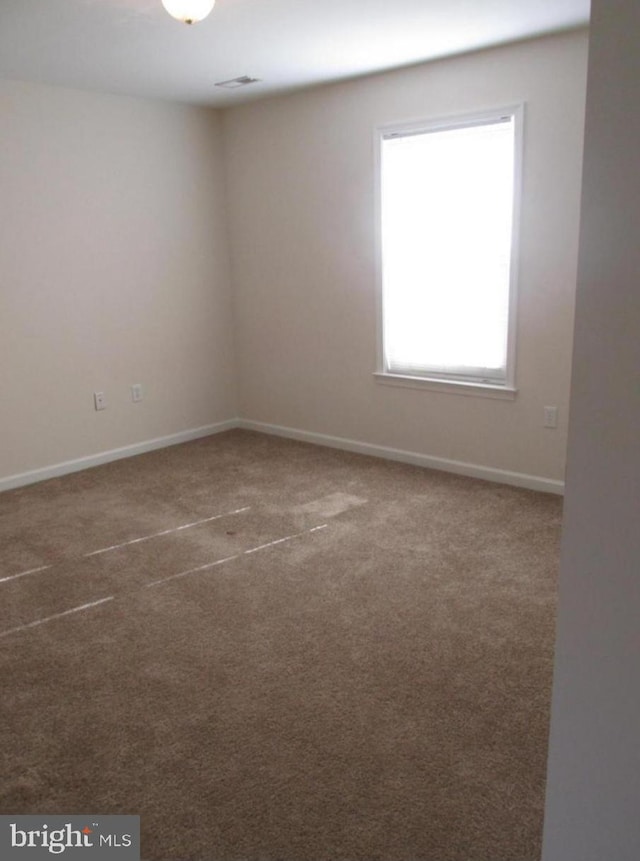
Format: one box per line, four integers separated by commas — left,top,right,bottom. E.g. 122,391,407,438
161,0,215,25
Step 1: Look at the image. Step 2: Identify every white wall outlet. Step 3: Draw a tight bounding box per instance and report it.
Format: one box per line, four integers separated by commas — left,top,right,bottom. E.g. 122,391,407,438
131,383,143,403
544,405,558,428
94,391,106,411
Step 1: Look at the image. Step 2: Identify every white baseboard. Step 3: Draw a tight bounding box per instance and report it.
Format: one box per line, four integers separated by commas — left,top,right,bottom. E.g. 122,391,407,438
0,420,237,493
1,417,564,496
237,419,565,495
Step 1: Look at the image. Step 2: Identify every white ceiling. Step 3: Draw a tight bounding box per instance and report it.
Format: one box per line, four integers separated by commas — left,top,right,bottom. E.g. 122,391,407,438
0,0,590,107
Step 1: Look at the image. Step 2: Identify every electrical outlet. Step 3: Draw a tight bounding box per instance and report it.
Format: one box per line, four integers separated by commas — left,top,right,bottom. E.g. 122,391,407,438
94,391,106,411
131,384,143,403
544,405,558,428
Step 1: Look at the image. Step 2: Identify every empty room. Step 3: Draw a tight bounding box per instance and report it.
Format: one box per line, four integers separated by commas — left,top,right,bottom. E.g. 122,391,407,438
2,2,639,860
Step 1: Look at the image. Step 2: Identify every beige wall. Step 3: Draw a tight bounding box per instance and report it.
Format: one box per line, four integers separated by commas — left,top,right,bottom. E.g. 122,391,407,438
0,80,236,482
543,0,640,857
223,30,588,483
1,30,588,489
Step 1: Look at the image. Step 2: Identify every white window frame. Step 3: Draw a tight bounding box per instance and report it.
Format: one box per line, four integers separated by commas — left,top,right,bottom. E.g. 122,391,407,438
373,105,524,400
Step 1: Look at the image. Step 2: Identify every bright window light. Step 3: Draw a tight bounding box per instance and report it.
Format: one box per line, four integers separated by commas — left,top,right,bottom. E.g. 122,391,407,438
379,108,521,386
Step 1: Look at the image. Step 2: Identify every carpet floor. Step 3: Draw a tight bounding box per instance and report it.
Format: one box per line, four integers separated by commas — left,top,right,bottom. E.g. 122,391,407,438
0,430,562,860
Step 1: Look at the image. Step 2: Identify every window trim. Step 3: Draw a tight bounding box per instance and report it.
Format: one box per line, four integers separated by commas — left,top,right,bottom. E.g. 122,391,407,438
373,104,524,396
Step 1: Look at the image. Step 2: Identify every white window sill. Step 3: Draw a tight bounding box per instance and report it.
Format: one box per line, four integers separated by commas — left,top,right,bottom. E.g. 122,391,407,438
373,371,517,400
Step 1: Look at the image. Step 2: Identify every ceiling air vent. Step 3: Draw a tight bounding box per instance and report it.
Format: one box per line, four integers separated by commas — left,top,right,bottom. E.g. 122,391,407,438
215,76,261,89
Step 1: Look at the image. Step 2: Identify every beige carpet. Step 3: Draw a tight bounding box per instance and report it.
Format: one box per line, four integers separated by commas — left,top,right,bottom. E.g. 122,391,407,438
0,430,561,860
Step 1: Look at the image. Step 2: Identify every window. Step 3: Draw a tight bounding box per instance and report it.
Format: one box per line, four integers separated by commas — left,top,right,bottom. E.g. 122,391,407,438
376,106,522,395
